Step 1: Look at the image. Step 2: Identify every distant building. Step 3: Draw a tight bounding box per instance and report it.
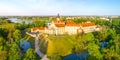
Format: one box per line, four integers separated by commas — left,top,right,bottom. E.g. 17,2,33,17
100,17,110,21
110,16,119,18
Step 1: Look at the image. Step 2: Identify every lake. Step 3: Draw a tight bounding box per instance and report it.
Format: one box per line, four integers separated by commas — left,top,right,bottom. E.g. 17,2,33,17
7,18,33,24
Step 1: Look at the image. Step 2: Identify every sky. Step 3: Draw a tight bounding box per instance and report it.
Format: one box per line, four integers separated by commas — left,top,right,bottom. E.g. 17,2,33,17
0,0,120,16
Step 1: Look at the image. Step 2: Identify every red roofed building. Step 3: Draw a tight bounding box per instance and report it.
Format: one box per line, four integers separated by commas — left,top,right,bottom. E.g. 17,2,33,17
80,21,96,33
65,21,80,34
31,27,46,33
30,14,101,35
46,20,65,35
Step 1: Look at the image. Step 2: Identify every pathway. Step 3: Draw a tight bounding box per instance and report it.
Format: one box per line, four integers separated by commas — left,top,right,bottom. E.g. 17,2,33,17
26,32,49,60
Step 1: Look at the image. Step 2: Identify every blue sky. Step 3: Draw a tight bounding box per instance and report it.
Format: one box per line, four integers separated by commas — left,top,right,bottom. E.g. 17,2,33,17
0,0,120,16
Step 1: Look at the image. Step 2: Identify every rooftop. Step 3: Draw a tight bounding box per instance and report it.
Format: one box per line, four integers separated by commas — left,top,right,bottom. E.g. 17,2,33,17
32,27,45,31
31,20,96,31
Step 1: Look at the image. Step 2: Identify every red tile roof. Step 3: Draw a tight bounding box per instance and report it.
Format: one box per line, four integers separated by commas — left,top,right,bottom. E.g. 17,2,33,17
55,24,65,27
66,21,76,26
66,21,81,26
32,28,38,31
65,21,95,27
31,20,96,31
32,27,45,31
53,20,65,27
53,20,64,24
75,24,81,26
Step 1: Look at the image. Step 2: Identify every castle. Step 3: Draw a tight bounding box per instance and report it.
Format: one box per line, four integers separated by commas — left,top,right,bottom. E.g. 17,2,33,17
31,14,101,35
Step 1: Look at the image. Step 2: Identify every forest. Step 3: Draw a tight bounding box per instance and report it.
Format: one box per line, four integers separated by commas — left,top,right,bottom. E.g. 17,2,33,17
0,16,120,60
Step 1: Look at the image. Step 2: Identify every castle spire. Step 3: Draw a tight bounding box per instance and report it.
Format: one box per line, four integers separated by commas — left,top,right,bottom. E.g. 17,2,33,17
57,13,60,21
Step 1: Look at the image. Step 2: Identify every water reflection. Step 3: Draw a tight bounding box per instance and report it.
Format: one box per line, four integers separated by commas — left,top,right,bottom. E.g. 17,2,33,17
20,40,31,52
100,41,109,49
63,52,89,60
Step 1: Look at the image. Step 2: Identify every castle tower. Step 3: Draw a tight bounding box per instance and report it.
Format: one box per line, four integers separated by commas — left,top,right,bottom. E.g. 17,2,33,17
57,13,60,21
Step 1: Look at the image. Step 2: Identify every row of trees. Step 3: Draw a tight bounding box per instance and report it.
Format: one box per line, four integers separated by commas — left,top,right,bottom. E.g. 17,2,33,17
17,16,49,21
15,20,46,30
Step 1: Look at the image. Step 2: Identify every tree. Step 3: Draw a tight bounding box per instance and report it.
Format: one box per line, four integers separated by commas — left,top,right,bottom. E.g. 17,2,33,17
93,28,109,42
0,51,7,60
8,44,21,60
87,43,103,60
13,30,21,44
0,28,9,40
23,48,38,60
0,37,5,50
48,55,62,60
0,37,4,45
103,47,120,60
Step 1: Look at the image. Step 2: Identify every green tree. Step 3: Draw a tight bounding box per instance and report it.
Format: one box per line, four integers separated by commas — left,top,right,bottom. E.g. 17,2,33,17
0,28,9,40
13,30,21,44
23,48,38,60
48,55,62,60
8,44,21,60
0,37,5,50
0,51,7,60
87,43,103,60
93,28,109,41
